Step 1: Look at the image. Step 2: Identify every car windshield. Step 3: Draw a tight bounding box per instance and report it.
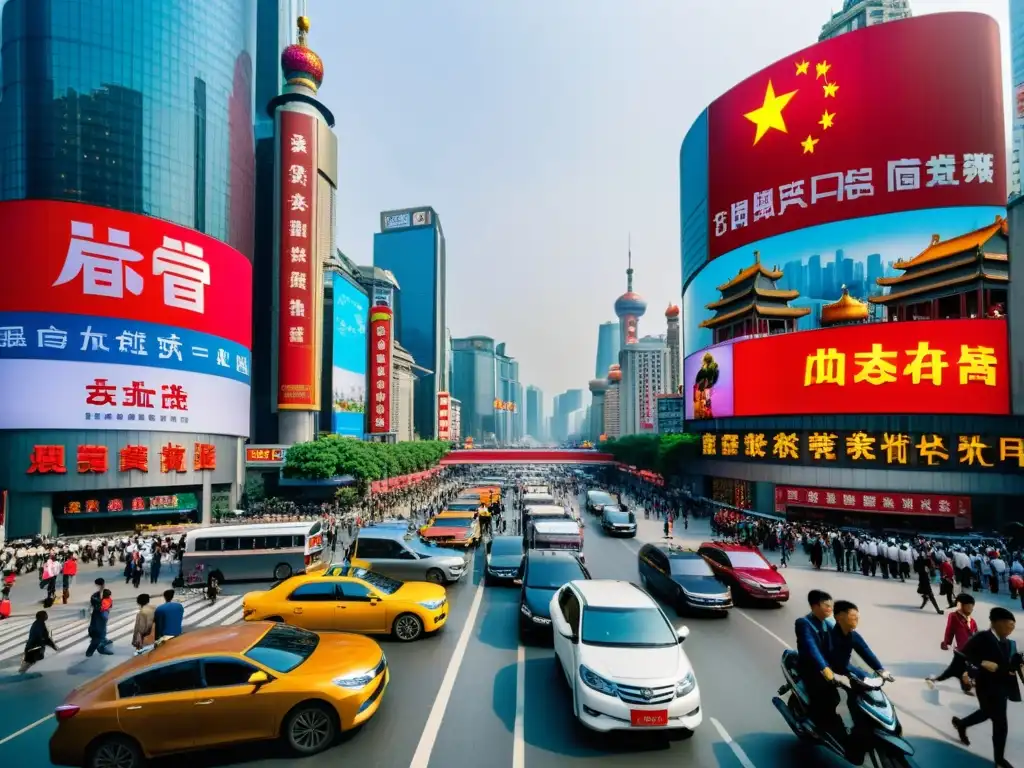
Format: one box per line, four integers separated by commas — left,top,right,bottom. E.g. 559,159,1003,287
670,557,714,577
433,518,474,528
490,538,523,557
581,607,677,648
407,538,461,557
349,567,403,595
589,492,615,505
525,559,583,589
245,624,319,673
446,503,479,511
726,551,771,570
604,510,635,524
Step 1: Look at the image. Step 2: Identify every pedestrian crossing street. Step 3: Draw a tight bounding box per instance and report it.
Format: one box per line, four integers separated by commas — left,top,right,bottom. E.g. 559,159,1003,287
0,595,245,666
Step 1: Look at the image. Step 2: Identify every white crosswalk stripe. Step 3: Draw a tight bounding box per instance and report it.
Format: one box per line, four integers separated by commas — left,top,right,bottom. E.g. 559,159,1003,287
0,595,245,664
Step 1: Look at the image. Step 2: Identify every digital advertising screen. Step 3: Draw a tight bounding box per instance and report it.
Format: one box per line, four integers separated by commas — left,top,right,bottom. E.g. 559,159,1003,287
0,200,252,436
331,273,369,437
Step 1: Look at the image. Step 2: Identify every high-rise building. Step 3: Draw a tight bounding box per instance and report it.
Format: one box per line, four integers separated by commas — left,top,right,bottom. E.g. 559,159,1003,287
552,388,585,443
0,0,256,537
450,336,521,444
619,337,670,436
603,365,622,439
818,0,911,41
373,207,447,439
588,378,609,440
495,342,523,445
595,321,620,378
665,304,681,392
1012,0,1024,199
525,385,544,440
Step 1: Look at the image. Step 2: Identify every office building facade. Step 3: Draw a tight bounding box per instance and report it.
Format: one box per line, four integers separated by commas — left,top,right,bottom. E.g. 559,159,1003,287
373,207,447,439
552,388,584,443
595,321,620,379
665,304,681,392
525,385,544,441
619,337,670,436
818,0,911,41
1012,0,1024,200
603,365,622,439
450,336,521,444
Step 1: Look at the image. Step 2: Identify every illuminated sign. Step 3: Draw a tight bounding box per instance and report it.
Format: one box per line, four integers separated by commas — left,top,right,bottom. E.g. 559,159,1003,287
277,110,321,411
332,274,368,437
245,446,287,466
412,210,431,226
368,306,393,434
28,443,217,475
698,428,1023,473
774,485,971,523
382,212,411,230
437,391,451,441
59,492,198,517
684,319,1007,418
493,399,517,413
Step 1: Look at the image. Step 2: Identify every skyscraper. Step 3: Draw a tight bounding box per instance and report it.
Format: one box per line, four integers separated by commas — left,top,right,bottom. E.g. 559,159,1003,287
1012,0,1024,199
450,336,521,444
619,337,670,435
818,0,911,41
588,378,608,440
525,385,544,440
595,321,620,378
665,304,681,392
374,207,447,439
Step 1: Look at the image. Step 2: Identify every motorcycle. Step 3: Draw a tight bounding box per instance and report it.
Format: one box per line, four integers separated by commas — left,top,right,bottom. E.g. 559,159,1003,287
772,649,914,767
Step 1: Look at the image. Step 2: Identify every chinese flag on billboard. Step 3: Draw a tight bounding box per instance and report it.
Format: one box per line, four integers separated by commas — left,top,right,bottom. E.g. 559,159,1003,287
707,13,1005,260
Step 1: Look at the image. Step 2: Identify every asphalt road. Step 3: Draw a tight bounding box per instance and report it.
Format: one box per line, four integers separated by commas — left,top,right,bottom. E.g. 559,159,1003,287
1,492,1017,768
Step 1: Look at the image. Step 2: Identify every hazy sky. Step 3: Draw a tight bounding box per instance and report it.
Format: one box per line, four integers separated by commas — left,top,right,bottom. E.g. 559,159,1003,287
307,0,1012,404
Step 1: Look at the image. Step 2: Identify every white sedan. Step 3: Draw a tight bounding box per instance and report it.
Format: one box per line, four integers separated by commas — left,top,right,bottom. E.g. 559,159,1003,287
550,579,702,735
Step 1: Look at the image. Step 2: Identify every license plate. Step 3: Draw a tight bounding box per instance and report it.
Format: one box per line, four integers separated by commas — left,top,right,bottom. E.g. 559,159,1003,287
630,709,668,727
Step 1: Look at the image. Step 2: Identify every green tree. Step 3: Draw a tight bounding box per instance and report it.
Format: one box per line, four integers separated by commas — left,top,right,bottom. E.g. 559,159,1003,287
602,433,698,479
283,438,451,482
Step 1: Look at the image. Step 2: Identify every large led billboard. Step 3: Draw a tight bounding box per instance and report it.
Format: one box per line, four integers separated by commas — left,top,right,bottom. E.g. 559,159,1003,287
0,200,252,436
331,274,368,437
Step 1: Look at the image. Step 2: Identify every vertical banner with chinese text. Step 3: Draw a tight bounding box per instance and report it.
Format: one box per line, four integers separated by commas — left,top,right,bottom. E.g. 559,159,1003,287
368,306,393,434
277,110,321,410
437,391,451,441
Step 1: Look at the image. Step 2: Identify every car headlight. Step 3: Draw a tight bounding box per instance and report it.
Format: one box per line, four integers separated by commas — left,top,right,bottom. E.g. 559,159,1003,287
419,599,445,610
675,671,696,697
580,665,618,696
739,576,763,590
333,670,376,689
520,602,532,617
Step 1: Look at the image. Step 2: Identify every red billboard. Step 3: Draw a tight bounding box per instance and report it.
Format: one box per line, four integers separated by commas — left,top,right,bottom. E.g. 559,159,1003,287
277,110,320,410
706,13,1005,261
687,319,1008,418
774,485,972,527
368,306,393,434
437,391,451,441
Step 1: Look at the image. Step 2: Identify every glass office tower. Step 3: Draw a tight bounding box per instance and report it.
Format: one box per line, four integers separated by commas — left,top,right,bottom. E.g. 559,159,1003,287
595,321,620,378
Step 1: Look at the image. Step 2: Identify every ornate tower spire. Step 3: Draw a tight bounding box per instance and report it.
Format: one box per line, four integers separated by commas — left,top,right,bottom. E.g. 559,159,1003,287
281,10,324,94
626,233,634,293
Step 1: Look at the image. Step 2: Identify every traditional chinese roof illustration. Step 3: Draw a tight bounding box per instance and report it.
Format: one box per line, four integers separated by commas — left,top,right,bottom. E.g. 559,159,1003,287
665,303,680,318
281,16,324,93
698,302,810,329
704,284,800,310
699,250,808,329
715,251,783,293
870,270,1009,304
821,287,868,325
890,216,1007,271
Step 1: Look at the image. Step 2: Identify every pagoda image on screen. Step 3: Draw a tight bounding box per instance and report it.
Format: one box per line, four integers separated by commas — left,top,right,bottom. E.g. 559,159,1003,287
698,250,810,344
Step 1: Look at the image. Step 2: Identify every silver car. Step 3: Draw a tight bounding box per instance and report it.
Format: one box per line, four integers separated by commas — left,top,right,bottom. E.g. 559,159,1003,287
347,526,467,584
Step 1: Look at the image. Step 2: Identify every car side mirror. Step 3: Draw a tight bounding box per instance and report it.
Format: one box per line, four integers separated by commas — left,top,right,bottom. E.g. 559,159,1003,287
248,671,270,687
676,626,690,643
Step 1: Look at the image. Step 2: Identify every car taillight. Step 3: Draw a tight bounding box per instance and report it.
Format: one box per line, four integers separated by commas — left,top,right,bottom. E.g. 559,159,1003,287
54,705,80,722
304,555,311,566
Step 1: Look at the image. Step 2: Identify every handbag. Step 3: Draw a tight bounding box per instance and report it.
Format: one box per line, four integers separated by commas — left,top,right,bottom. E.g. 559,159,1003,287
23,646,44,664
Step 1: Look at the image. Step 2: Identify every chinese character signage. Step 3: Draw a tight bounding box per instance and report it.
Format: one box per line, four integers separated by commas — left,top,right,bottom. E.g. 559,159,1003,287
683,319,1008,418
277,110,321,411
493,399,517,412
367,306,393,434
29,443,219,476
698,429,1024,474
774,485,972,527
57,491,199,518
331,274,368,436
437,391,451,441
245,446,287,466
703,13,1004,263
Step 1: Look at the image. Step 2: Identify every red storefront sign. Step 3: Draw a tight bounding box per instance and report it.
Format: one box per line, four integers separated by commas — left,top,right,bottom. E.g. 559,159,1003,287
437,391,451,441
774,485,972,527
277,110,320,410
368,306,393,434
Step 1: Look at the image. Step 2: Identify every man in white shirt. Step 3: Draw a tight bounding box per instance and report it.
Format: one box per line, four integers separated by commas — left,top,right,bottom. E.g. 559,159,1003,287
886,541,900,581
866,539,879,577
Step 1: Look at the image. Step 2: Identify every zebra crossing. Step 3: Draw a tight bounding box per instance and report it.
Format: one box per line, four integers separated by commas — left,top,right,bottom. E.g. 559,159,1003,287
0,595,245,666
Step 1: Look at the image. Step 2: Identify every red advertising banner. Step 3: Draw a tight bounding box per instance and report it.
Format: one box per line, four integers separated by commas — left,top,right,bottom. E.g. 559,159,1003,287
277,110,320,410
0,200,252,346
775,485,971,525
437,391,451,441
727,319,1009,417
368,306,393,434
706,13,1005,261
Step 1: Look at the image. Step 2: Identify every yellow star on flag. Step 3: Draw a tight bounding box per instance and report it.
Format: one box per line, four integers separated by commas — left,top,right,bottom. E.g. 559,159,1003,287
801,135,819,154
823,82,839,98
743,80,799,145
816,61,831,79
795,60,810,76
818,110,836,130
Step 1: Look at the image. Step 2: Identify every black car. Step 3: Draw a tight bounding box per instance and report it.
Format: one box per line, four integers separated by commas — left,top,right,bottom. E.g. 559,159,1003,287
485,535,524,585
584,489,616,514
600,506,637,537
638,543,732,615
518,550,590,641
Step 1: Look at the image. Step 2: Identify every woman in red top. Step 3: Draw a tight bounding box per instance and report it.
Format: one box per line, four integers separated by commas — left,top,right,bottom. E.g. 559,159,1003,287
61,554,78,604
926,592,978,694
938,559,957,608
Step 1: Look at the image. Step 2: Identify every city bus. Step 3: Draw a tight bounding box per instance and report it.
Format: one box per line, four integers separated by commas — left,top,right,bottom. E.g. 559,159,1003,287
179,521,326,583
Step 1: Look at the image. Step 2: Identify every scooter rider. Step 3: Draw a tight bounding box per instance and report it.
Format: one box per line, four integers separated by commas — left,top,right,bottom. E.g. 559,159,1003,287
795,590,838,735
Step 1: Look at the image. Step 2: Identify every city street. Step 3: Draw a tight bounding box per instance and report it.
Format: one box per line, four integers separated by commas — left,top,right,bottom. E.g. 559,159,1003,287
1,495,1020,768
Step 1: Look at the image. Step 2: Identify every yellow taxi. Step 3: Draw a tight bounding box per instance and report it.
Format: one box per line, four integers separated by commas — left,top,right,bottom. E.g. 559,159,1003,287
243,565,447,642
420,510,481,548
48,623,387,768
461,485,501,505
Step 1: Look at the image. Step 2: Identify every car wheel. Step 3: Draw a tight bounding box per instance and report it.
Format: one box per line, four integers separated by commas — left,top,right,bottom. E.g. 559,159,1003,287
425,568,445,585
393,612,424,642
87,735,143,768
284,702,337,756
273,563,293,581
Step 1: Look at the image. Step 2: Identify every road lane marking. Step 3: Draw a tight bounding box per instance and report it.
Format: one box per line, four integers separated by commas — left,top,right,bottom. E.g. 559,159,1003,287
710,717,758,768
733,609,791,649
512,644,525,768
408,578,487,768
0,714,53,746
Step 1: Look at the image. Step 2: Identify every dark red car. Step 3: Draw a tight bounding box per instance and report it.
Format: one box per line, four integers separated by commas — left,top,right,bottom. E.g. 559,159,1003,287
697,542,790,605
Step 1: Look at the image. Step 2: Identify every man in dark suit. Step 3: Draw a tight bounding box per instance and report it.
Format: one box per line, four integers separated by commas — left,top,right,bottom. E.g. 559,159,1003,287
794,590,839,736
953,607,1020,768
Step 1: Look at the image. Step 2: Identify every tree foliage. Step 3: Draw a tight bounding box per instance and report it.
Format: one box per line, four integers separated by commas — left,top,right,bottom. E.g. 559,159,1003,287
283,437,451,482
601,433,698,479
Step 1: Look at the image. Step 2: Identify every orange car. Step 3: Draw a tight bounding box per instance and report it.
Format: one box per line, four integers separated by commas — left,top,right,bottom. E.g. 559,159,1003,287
48,623,388,767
